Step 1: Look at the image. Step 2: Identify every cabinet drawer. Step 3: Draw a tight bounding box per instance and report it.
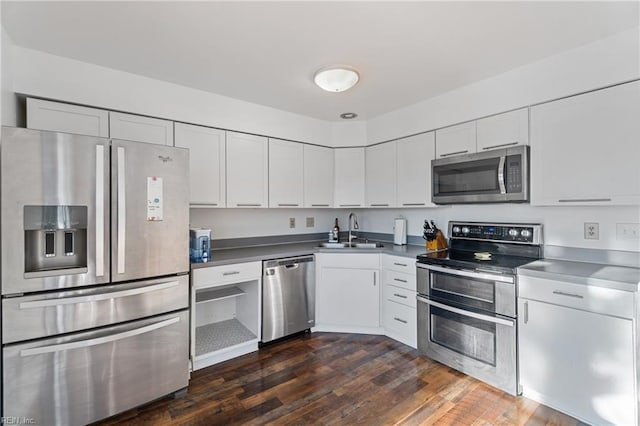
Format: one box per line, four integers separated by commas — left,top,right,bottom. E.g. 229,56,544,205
193,262,261,289
384,284,416,309
519,275,634,319
383,270,416,292
382,255,416,275
383,300,417,344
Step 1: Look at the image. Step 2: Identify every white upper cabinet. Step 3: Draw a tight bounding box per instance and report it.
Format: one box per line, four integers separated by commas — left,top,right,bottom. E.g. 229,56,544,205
397,132,436,208
435,121,476,158
366,142,396,207
303,144,334,208
109,111,174,145
476,108,529,152
174,123,226,207
530,81,640,205
268,139,303,208
27,98,109,137
226,131,269,208
334,148,365,208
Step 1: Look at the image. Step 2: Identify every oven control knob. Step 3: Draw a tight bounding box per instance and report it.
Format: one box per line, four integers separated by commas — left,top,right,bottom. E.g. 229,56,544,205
521,229,532,238
461,227,470,235
452,226,461,234
508,228,519,237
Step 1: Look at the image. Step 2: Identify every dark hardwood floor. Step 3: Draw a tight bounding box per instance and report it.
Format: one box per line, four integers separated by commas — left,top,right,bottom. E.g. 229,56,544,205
96,333,580,425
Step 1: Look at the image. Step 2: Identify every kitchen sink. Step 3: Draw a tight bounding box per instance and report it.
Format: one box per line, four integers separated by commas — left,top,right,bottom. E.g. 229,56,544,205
318,242,384,249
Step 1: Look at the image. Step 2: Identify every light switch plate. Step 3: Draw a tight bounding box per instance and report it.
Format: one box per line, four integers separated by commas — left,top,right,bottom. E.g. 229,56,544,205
289,217,295,229
584,222,599,240
306,217,315,228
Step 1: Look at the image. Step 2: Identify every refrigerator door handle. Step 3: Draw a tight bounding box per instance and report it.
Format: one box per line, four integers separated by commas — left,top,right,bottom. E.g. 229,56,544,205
19,316,181,357
117,146,126,274
18,280,180,309
95,145,105,277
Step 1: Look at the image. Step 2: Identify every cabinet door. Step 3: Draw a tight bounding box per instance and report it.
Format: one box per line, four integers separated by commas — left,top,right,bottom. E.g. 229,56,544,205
226,132,268,207
174,123,226,207
476,108,529,152
518,298,635,426
530,81,640,205
303,145,334,208
268,139,303,208
27,98,109,137
109,112,174,146
397,132,435,207
317,267,379,328
365,141,396,207
435,121,476,158
334,148,365,208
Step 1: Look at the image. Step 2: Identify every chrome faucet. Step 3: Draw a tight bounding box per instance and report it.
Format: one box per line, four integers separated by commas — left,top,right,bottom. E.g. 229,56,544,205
348,212,359,244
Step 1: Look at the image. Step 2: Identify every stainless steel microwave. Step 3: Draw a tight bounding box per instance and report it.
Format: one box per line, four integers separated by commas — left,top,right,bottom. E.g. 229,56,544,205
431,145,529,204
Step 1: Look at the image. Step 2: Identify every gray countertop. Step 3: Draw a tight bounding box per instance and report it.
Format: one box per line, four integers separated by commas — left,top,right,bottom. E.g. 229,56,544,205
191,241,428,269
518,259,640,292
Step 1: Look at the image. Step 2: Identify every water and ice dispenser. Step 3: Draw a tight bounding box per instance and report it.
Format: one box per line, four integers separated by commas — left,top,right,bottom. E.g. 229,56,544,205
23,206,88,277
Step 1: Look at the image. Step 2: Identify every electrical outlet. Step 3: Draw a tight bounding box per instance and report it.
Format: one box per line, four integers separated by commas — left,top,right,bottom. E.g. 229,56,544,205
616,223,640,240
306,217,315,228
289,217,295,229
584,222,599,240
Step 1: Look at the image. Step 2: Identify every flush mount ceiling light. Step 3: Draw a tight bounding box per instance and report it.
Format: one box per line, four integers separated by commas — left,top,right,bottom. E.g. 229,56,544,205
340,112,358,119
313,66,360,93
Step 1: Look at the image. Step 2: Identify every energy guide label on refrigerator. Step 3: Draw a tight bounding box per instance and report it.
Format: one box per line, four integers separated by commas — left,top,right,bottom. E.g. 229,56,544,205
147,176,163,221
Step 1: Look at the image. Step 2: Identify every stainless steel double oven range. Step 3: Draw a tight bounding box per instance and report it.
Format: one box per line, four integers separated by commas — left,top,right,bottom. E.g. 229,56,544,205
1,127,190,425
416,222,543,395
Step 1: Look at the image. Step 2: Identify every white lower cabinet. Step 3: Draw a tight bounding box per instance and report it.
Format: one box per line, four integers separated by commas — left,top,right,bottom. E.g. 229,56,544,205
518,275,637,426
315,253,381,334
381,255,417,348
190,262,261,370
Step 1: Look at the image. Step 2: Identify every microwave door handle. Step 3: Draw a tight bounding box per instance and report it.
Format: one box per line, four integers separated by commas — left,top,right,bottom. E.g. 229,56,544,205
498,155,506,194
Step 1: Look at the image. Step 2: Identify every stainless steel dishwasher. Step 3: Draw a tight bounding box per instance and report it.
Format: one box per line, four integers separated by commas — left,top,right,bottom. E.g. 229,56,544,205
262,255,315,343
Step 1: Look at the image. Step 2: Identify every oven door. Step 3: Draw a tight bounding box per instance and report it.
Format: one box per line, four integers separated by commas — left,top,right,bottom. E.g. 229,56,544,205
417,295,518,395
417,264,515,317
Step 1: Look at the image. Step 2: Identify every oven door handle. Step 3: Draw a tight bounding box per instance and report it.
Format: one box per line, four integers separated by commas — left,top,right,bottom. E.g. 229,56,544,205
417,263,514,283
417,295,515,327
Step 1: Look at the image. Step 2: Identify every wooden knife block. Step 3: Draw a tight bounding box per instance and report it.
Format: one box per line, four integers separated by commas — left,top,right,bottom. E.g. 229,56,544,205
426,230,448,251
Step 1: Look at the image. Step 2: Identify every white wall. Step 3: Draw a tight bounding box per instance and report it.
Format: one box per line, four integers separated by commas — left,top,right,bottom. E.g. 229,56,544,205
1,26,17,126
9,45,334,145
189,208,346,240
331,121,367,147
357,205,640,252
367,27,640,144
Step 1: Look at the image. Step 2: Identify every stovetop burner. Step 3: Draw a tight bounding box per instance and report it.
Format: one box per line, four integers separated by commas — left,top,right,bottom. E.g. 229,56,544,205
417,221,544,274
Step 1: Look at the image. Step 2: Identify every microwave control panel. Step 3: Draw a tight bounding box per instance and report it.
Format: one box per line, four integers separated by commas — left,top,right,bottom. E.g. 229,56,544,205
505,154,522,193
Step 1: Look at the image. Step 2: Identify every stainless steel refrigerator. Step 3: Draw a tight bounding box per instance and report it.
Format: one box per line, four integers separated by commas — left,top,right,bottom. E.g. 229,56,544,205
1,127,190,425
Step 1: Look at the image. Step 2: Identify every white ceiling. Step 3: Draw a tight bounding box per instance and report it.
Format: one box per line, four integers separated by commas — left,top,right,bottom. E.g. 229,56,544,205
2,1,638,122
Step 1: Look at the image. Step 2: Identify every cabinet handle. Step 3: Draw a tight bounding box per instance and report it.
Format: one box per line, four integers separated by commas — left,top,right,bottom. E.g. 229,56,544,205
311,204,330,207
552,290,584,299
237,203,262,207
402,203,425,206
523,301,528,324
393,262,407,267
223,271,240,276
370,203,389,207
373,272,377,287
339,204,361,207
191,202,218,206
277,203,299,207
558,198,611,203
482,141,518,150
393,293,408,299
394,278,408,283
439,150,468,157
393,317,408,324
